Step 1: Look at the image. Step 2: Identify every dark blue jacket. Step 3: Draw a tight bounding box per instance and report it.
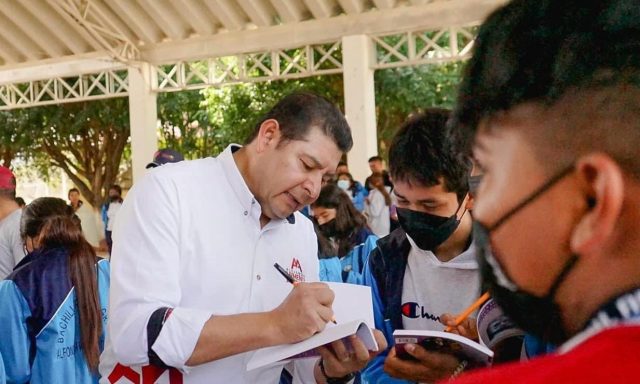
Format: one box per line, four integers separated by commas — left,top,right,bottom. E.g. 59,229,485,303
0,247,110,384
362,228,412,384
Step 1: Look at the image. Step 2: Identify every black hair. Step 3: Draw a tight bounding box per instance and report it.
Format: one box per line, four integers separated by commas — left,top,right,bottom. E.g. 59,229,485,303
245,91,353,153
15,197,25,207
21,197,101,371
109,185,122,195
451,0,640,157
390,109,471,202
0,188,15,200
68,188,80,197
368,156,383,163
312,184,368,257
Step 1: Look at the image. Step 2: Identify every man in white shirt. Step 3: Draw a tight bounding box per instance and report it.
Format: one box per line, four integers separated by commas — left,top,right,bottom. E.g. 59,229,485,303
100,92,385,384
0,166,23,280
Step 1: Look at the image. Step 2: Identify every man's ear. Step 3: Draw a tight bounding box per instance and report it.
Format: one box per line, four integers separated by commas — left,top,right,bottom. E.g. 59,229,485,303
465,193,475,211
570,153,624,255
255,119,281,153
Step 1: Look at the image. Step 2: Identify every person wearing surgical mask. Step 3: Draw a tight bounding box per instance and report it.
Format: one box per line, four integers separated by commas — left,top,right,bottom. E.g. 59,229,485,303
446,0,640,383
336,172,367,211
312,184,377,285
361,109,480,384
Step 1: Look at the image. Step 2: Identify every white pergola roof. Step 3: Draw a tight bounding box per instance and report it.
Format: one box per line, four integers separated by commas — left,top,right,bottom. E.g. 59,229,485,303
0,0,505,84
0,0,506,183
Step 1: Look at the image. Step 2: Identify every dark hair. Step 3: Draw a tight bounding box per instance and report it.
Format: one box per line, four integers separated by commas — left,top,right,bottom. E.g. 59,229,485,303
68,188,80,197
389,109,471,202
337,172,356,194
15,197,25,207
312,184,368,257
21,197,101,372
0,188,15,200
369,173,392,206
109,185,122,195
245,92,353,153
368,156,383,163
451,0,640,168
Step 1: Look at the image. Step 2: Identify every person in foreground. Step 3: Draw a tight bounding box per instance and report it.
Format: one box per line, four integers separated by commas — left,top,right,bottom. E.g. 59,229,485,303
100,92,385,383
0,197,110,383
446,0,640,382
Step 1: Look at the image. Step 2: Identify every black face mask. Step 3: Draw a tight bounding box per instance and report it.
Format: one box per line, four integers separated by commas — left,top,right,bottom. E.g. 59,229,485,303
475,165,577,344
396,199,466,252
319,219,338,238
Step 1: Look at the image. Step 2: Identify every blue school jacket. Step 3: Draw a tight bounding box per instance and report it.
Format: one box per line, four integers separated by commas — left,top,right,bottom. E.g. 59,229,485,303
0,247,110,384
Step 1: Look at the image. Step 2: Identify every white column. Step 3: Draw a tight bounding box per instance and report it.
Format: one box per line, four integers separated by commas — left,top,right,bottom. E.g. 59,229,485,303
128,63,158,183
342,34,378,184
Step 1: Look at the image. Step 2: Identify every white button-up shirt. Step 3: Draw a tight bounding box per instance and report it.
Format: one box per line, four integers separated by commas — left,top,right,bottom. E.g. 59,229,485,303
100,145,319,383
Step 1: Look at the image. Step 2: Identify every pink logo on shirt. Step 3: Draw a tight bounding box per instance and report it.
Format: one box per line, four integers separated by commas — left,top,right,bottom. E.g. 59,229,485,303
288,258,305,282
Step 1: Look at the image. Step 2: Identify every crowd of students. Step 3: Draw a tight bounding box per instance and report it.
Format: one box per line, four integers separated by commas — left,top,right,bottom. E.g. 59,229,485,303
1,0,639,383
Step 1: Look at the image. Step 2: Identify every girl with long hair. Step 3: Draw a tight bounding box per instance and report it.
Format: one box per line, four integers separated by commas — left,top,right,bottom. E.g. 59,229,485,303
0,197,110,383
311,184,378,284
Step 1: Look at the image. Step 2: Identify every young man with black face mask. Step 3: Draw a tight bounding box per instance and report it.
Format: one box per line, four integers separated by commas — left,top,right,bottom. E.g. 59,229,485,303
445,0,640,383
361,109,478,384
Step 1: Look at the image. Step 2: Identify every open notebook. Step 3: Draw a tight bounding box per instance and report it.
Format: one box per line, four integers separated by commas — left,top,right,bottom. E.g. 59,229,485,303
247,282,378,371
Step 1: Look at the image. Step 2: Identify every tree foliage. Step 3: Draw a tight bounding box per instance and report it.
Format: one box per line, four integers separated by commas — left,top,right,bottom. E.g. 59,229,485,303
0,98,130,207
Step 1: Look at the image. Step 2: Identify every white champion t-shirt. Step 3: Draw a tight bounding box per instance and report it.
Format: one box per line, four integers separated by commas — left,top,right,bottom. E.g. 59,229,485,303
401,235,481,331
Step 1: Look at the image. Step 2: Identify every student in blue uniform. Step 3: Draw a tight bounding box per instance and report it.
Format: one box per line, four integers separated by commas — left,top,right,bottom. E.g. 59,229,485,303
312,184,378,284
0,197,110,384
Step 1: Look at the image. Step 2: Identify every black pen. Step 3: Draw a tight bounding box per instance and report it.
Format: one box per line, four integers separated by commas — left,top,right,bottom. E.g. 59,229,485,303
273,262,337,324
274,262,299,285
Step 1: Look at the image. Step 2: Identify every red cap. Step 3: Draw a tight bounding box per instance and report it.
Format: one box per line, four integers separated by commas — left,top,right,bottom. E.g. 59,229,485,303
0,166,16,190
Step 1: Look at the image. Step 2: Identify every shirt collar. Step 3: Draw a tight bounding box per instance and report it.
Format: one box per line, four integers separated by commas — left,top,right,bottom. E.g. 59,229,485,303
219,144,295,225
560,286,640,353
407,235,478,270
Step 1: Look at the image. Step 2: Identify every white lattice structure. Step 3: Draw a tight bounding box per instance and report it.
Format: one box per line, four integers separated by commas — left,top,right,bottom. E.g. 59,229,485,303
153,41,343,91
0,70,128,110
0,0,507,181
373,26,477,68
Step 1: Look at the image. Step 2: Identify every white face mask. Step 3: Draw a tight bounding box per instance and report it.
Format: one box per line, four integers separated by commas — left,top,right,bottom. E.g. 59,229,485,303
337,180,350,190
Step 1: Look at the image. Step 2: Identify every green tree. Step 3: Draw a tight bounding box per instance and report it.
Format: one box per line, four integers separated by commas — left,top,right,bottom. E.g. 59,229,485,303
13,98,130,207
374,63,463,156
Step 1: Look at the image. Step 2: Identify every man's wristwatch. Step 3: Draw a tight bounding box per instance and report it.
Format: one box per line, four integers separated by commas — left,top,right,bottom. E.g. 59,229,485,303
319,358,356,384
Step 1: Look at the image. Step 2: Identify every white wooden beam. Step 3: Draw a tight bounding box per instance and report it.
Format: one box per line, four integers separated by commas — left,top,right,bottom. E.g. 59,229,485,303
89,0,140,44
128,63,158,183
108,0,163,44
0,55,126,85
372,0,397,9
0,12,45,61
270,0,307,23
303,0,338,19
22,0,90,55
143,0,506,64
235,0,275,27
203,0,246,31
2,2,67,58
137,0,189,41
342,35,377,184
0,35,22,64
173,0,217,36
336,0,366,14
48,0,104,52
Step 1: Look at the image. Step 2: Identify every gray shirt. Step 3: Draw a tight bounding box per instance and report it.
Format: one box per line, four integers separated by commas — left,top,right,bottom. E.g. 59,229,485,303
0,208,24,279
